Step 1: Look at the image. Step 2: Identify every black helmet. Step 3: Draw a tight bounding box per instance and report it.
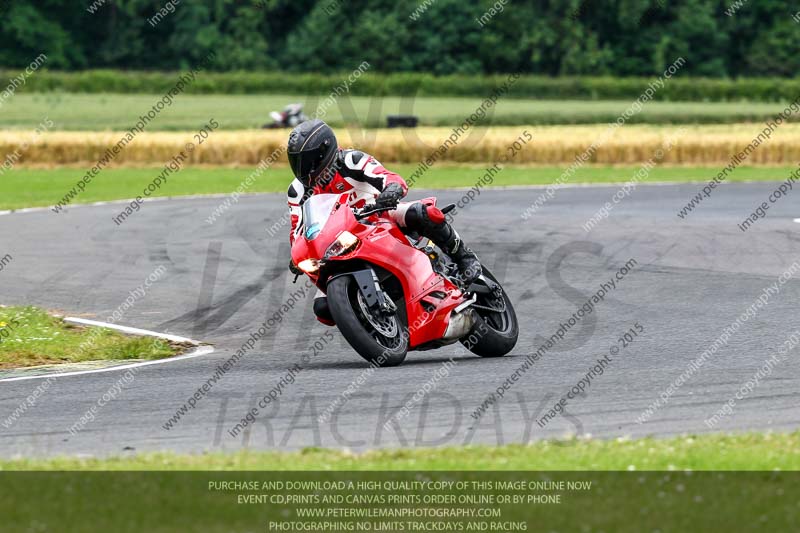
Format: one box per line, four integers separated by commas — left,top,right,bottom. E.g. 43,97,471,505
287,119,338,188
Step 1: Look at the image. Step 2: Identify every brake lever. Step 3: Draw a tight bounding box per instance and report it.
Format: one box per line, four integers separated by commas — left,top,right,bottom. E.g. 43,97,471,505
356,204,395,220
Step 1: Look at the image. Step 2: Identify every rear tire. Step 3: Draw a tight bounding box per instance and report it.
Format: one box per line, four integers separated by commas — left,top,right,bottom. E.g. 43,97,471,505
327,274,408,367
460,267,518,357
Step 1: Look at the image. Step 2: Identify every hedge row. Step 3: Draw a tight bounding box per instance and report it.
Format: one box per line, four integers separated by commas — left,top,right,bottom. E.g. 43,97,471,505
3,70,800,102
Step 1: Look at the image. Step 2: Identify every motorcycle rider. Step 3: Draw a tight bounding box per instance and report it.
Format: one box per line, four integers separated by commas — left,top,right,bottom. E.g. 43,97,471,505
286,119,481,326
266,103,308,129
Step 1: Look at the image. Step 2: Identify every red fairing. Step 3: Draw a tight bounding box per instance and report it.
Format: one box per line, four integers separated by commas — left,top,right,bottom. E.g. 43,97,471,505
290,193,467,349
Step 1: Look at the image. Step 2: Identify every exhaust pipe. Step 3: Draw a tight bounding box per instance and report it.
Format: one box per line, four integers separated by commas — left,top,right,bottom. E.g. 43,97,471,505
442,308,476,341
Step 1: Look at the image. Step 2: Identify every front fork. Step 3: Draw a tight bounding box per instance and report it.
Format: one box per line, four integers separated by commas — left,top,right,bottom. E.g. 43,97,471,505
331,268,396,315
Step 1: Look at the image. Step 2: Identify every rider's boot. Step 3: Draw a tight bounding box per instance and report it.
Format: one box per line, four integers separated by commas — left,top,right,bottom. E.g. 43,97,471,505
313,295,336,326
438,227,482,285
406,204,482,285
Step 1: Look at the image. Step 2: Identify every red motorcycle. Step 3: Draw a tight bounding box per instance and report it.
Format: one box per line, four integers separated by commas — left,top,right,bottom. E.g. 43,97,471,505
291,192,518,367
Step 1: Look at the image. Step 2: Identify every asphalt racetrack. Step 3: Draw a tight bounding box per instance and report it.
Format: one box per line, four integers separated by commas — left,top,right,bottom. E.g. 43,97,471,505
1,182,799,457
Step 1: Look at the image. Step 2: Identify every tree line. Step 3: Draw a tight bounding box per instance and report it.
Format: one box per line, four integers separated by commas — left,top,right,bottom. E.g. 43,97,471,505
1,0,798,77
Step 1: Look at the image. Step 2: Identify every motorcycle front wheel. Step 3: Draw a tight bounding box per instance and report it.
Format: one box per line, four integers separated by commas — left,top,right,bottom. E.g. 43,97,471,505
327,275,408,367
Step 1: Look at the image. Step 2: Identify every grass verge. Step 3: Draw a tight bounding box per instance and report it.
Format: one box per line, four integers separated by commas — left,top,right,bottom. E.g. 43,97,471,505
3,432,798,470
0,165,795,211
3,94,799,130
0,306,177,368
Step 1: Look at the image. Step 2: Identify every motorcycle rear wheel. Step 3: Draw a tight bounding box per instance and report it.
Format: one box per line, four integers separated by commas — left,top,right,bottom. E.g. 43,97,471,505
460,267,518,357
327,275,408,367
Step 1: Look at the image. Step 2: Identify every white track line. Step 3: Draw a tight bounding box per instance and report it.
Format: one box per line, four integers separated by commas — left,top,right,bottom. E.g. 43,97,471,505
0,319,214,383
794,218,800,223
63,317,198,345
0,193,241,217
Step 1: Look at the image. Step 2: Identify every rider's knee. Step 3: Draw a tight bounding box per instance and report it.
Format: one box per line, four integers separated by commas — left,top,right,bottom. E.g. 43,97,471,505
404,202,446,232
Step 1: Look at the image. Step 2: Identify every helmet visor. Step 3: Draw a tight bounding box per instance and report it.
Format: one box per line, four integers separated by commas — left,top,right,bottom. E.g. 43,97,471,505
288,146,327,183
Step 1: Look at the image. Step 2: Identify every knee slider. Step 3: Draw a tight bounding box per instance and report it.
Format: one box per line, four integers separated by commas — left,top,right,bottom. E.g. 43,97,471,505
426,205,446,224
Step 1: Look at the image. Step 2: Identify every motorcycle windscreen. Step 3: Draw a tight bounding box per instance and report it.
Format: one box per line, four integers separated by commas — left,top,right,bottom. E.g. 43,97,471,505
300,193,339,241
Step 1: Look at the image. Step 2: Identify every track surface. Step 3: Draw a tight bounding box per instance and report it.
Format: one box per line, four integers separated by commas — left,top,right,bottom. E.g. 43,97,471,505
1,182,799,457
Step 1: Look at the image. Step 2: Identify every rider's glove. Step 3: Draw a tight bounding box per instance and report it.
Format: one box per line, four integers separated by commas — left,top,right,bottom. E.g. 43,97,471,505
289,260,302,276
375,182,404,209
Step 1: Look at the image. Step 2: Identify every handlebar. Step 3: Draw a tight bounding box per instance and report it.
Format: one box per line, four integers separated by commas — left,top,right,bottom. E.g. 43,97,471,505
355,204,396,220
355,202,456,220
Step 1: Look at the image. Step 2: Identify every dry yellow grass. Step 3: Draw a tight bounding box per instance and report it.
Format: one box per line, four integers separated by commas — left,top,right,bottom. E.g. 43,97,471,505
2,124,800,166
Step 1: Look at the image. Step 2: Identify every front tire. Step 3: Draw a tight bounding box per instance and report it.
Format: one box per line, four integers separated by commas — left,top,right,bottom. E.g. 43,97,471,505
327,275,408,367
460,267,518,357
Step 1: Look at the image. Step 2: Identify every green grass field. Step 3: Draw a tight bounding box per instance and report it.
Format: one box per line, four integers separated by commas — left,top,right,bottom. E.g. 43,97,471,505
0,306,176,368
1,165,794,211
4,436,798,532
3,432,798,470
2,93,797,130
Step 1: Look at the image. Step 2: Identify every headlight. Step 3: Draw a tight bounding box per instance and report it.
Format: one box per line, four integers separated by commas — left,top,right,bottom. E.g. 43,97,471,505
324,231,360,259
297,259,320,274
